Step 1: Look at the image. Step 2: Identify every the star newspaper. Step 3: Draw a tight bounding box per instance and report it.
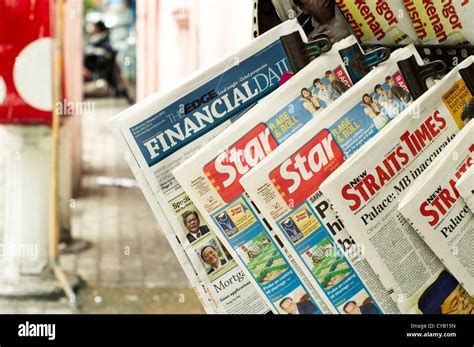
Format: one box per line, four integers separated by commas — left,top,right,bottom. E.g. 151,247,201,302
173,44,424,314
239,46,430,315
320,57,474,314
108,19,307,314
399,121,473,297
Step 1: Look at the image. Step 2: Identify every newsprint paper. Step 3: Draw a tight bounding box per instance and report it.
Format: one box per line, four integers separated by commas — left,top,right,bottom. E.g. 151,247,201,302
239,47,428,315
173,44,420,314
109,19,306,314
399,121,474,296
456,165,474,213
320,57,474,314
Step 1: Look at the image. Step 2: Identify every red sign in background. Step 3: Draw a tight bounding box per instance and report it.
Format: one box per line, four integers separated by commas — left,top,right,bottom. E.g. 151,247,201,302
0,0,54,125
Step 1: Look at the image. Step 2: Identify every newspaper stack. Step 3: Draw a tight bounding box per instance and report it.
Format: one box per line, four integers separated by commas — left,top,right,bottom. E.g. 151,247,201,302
109,19,307,314
238,46,429,314
320,56,474,314
399,121,474,297
173,44,426,314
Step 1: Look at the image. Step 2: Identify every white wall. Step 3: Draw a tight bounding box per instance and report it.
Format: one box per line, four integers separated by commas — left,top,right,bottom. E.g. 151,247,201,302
136,0,254,99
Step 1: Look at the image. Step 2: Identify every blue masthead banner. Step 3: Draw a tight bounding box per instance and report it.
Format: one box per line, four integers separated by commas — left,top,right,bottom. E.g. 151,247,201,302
130,40,291,166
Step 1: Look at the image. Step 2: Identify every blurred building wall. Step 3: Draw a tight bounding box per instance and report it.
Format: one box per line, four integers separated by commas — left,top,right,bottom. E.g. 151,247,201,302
136,0,253,100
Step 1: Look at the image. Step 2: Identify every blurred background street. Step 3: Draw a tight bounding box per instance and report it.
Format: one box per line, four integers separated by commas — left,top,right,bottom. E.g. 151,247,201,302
0,98,203,313
0,0,253,314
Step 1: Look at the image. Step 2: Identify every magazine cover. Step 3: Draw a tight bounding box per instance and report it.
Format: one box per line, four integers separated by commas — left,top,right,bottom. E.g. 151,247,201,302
401,0,474,44
172,43,423,314
108,19,307,314
320,57,474,314
399,121,474,296
238,46,429,315
456,165,474,213
336,0,418,44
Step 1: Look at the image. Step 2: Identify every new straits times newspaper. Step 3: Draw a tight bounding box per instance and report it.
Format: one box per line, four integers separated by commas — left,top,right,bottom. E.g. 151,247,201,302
399,121,474,296
456,165,474,213
320,57,474,314
109,20,305,314
173,43,415,314
239,46,426,315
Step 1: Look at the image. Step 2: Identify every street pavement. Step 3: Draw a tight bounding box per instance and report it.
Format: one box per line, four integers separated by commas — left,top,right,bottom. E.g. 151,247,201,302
0,98,204,314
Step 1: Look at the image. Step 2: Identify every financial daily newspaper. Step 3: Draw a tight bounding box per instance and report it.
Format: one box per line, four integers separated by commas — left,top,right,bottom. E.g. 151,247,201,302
320,57,474,314
399,121,473,296
239,46,427,315
173,42,417,314
336,0,418,44
109,19,307,314
456,165,474,213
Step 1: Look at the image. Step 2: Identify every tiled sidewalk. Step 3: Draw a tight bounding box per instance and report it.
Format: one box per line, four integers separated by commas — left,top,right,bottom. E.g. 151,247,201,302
0,98,204,314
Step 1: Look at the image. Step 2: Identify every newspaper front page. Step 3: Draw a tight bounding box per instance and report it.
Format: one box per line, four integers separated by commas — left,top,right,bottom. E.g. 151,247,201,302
401,0,474,44
173,39,413,314
336,0,418,44
239,46,426,315
320,57,474,314
456,165,474,213
108,20,306,314
399,121,474,296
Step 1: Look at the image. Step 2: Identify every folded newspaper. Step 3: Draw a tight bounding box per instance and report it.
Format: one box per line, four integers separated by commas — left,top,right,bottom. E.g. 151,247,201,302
172,43,426,314
238,46,431,315
401,0,474,44
320,56,474,314
398,121,474,296
109,19,310,314
336,0,418,44
456,165,474,213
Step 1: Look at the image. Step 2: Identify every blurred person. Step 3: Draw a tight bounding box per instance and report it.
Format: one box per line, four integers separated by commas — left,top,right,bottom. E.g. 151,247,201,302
279,297,318,314
201,246,227,274
182,211,210,243
84,21,116,81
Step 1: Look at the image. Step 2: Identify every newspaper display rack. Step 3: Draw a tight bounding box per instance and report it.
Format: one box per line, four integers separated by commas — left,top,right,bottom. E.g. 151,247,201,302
320,57,474,314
